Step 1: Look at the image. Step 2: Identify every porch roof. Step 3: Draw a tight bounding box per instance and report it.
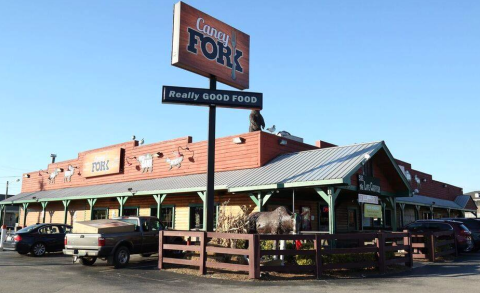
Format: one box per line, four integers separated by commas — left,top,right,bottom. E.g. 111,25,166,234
397,194,475,211
0,169,252,204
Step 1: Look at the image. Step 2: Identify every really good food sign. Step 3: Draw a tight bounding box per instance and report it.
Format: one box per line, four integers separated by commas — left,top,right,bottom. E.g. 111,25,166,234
171,1,250,90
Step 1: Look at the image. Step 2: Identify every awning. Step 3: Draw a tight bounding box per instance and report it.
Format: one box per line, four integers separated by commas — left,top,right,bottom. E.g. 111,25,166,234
397,194,476,212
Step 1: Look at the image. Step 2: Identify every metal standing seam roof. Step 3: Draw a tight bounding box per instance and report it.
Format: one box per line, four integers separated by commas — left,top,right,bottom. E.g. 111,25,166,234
0,141,394,204
454,195,473,209
0,168,253,204
396,195,463,210
227,141,383,190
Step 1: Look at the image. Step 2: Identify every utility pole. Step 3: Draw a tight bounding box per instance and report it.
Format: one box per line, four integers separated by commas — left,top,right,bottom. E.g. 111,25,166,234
2,181,8,227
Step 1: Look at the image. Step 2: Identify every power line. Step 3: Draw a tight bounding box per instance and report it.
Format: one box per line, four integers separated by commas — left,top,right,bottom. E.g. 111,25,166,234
0,165,31,172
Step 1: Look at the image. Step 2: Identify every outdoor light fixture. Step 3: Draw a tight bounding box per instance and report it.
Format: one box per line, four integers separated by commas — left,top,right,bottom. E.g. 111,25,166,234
24,174,30,178
278,139,288,145
422,178,427,183
154,152,163,158
443,184,448,188
58,168,64,172
232,137,245,144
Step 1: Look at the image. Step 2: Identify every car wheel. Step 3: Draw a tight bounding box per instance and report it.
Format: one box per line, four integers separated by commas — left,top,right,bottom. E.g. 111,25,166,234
80,257,97,266
31,243,47,257
113,246,130,269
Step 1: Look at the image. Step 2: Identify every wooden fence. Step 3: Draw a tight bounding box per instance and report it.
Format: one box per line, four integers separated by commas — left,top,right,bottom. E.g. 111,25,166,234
159,231,413,279
410,230,458,262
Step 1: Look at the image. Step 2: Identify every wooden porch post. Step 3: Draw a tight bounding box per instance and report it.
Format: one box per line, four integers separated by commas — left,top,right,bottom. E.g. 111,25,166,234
22,203,29,227
415,205,421,220
249,191,273,212
41,202,48,223
87,199,97,220
447,208,451,218
116,197,128,217
153,194,167,220
399,203,406,228
315,187,340,234
381,202,386,229
197,191,206,230
62,200,71,224
385,197,397,231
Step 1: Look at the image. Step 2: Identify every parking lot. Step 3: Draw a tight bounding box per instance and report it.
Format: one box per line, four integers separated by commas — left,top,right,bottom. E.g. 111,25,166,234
0,250,479,293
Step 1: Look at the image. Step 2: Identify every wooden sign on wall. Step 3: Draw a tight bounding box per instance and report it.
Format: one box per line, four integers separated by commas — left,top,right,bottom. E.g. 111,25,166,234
171,1,250,90
82,148,122,178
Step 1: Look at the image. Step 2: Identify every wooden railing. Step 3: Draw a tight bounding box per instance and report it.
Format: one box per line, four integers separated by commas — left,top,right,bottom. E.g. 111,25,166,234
159,231,259,278
410,230,458,262
158,231,413,279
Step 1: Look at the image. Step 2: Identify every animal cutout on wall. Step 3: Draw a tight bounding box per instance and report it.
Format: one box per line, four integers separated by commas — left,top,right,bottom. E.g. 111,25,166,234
137,154,154,173
165,146,194,170
64,165,76,182
48,168,61,184
165,151,184,170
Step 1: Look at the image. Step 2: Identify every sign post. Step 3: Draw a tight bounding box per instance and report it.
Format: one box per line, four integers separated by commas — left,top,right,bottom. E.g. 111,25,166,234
164,2,258,231
206,76,216,232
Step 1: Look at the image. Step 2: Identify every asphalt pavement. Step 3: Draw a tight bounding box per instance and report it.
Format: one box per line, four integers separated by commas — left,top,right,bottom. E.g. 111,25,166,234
0,250,479,293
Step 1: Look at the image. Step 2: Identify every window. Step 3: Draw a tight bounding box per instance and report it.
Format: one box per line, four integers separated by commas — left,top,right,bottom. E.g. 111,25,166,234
423,212,432,219
151,205,175,229
62,226,72,234
38,225,61,234
189,205,218,230
319,205,329,231
92,208,109,220
123,207,139,217
363,160,373,177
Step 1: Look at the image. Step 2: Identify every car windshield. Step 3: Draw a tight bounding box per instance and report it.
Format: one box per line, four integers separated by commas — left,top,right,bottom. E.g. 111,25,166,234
17,224,43,233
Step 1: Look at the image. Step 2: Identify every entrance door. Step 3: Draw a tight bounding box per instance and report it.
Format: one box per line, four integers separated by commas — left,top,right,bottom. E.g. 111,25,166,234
347,209,358,231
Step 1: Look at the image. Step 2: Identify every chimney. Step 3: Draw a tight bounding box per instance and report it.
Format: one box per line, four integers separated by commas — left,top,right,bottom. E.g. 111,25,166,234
50,154,57,164
315,140,337,149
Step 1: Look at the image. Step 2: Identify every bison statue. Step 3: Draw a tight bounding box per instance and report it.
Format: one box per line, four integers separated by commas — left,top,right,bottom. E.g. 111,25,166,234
247,206,301,235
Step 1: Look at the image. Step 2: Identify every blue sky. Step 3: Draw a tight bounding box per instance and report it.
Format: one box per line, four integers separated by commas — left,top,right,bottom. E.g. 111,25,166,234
1,1,479,195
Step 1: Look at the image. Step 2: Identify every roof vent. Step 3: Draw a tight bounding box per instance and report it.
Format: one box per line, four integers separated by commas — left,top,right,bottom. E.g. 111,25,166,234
276,131,303,143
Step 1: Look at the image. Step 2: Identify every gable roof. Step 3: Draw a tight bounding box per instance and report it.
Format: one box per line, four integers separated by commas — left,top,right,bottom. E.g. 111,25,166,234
228,141,411,193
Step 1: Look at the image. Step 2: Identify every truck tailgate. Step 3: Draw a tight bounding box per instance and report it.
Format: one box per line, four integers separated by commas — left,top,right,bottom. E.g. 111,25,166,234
65,234,100,250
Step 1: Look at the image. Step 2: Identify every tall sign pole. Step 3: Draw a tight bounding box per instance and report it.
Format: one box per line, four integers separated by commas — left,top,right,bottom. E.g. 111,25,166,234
206,76,216,231
166,2,258,231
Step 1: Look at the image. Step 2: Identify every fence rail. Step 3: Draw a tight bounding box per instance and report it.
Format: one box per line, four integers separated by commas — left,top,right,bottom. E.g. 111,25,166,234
159,231,413,279
410,230,458,262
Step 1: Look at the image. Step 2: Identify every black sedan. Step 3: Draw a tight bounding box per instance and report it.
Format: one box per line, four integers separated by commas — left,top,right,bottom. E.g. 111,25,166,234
4,223,72,256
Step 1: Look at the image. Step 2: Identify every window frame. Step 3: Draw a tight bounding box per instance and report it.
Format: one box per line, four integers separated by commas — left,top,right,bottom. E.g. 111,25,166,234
122,206,139,217
92,207,109,220
150,204,176,229
188,203,219,231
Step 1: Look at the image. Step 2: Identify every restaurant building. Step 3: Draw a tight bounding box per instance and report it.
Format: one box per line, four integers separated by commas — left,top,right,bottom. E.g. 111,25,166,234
0,131,476,233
